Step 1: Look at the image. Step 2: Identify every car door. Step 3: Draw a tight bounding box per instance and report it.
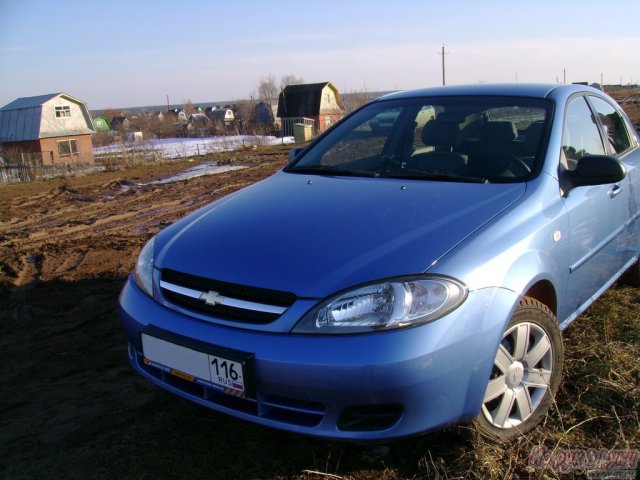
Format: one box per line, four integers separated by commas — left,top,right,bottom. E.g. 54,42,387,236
560,95,634,321
587,94,640,262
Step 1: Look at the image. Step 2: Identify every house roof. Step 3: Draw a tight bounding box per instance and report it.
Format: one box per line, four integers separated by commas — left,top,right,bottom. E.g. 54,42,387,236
189,113,210,125
0,93,62,111
0,92,94,142
253,101,275,124
277,82,345,117
209,109,233,121
92,116,112,131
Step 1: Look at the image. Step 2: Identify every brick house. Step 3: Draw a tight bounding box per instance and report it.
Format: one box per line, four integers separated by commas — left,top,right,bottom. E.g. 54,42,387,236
277,82,346,134
0,93,95,164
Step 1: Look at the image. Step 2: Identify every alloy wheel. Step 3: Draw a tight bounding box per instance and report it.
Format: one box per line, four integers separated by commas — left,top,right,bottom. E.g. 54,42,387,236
481,321,554,429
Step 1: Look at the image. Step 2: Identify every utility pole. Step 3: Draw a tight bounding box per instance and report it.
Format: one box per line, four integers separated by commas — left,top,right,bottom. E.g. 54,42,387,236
438,44,449,86
563,68,566,84
166,94,170,112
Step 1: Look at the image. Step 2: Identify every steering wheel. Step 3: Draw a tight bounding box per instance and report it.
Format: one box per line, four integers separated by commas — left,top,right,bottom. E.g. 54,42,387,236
508,155,532,177
471,149,532,179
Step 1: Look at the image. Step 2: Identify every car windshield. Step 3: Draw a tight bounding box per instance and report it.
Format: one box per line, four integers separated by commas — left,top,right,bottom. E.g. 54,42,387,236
286,95,551,183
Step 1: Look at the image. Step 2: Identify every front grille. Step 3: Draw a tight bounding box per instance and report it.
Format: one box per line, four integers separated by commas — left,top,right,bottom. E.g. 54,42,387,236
160,269,297,323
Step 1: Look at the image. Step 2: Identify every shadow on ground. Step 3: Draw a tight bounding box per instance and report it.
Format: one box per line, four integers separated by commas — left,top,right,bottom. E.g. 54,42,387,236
1,277,638,480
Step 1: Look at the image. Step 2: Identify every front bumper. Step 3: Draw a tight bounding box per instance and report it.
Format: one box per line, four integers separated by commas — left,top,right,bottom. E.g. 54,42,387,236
119,275,518,441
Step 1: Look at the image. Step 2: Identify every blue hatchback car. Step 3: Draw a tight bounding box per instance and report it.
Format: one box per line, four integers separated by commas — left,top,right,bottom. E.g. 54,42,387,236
120,84,640,441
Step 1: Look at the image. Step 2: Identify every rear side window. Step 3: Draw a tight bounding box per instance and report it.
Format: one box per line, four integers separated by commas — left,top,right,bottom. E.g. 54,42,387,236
588,96,632,155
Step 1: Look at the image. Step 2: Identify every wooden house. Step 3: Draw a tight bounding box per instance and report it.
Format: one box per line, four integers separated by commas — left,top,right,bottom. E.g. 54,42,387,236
277,82,346,134
0,92,95,164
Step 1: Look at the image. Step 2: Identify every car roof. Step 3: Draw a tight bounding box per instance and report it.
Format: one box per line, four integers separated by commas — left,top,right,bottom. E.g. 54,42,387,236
377,83,602,101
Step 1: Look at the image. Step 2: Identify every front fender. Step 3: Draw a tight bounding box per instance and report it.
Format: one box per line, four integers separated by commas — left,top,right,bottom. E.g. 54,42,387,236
430,174,569,319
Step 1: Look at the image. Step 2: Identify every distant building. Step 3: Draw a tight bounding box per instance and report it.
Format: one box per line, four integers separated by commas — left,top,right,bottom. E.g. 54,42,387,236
188,113,210,128
208,107,235,125
110,116,131,131
277,82,346,134
253,101,275,126
0,92,95,164
92,116,111,132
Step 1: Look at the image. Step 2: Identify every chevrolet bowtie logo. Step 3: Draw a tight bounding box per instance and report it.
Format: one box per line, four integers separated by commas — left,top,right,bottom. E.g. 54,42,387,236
199,291,225,306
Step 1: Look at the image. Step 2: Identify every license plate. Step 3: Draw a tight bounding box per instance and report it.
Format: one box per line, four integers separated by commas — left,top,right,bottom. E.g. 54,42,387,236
142,333,246,396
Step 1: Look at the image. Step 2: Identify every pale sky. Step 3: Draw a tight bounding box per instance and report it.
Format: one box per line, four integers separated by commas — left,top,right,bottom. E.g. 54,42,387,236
1,0,639,110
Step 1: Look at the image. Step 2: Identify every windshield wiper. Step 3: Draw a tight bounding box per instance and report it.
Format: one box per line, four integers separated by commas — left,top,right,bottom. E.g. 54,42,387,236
286,165,488,183
286,165,377,178
381,170,489,183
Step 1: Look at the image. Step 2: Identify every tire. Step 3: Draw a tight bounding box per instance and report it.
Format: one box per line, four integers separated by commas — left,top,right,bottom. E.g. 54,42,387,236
475,297,563,440
620,260,640,287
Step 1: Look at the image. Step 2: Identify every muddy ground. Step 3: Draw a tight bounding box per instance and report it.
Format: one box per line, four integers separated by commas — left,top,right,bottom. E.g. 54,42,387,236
0,146,295,478
1,136,638,479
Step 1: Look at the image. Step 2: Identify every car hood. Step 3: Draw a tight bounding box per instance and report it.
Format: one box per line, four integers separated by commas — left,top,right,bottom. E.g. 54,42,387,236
155,172,525,298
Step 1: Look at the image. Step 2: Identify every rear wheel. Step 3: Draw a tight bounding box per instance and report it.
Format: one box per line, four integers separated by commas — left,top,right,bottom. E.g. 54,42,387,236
475,297,563,439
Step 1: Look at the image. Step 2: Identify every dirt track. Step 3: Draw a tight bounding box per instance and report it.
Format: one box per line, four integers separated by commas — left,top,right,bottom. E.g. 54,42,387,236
0,146,290,477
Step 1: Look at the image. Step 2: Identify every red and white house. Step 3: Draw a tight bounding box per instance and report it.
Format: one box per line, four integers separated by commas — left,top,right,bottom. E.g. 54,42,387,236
0,93,95,164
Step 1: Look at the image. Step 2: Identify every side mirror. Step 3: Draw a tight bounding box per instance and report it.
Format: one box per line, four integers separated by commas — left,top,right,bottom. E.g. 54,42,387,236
565,155,626,191
288,147,305,163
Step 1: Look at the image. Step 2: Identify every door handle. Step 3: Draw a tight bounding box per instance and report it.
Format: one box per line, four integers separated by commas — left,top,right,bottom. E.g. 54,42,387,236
608,184,623,198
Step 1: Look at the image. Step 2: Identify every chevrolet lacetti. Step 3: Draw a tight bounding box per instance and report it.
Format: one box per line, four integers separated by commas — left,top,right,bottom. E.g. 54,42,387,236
119,84,640,440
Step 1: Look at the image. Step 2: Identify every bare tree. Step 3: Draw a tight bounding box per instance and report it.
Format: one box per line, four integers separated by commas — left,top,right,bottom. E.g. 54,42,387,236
280,74,305,89
134,113,175,139
343,89,372,113
257,75,278,105
183,99,196,116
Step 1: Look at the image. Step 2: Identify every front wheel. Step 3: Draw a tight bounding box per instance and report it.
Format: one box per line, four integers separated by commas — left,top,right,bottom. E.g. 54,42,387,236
475,297,563,440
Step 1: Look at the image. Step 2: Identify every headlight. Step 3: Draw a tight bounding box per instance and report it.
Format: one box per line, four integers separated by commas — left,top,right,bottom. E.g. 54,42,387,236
133,237,155,297
293,276,467,334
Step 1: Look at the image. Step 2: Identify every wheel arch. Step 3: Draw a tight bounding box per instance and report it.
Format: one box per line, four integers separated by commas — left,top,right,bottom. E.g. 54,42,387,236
523,279,557,317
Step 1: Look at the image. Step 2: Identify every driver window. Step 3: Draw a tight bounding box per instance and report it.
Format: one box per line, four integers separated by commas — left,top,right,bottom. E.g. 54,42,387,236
561,97,605,171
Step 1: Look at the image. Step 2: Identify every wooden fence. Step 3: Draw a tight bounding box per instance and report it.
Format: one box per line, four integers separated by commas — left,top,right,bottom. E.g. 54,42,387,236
280,117,317,138
0,157,96,184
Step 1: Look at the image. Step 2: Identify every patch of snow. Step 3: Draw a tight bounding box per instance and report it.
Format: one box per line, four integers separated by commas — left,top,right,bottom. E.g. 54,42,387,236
145,163,248,185
94,135,295,159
